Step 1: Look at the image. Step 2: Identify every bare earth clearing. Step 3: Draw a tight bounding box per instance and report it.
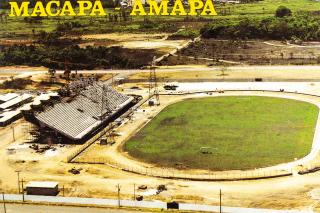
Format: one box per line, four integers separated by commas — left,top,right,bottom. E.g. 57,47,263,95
162,39,320,66
79,33,187,53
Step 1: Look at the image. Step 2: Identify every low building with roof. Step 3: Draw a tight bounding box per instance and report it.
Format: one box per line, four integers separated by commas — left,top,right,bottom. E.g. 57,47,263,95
0,110,22,127
26,181,59,196
0,94,33,110
0,93,19,103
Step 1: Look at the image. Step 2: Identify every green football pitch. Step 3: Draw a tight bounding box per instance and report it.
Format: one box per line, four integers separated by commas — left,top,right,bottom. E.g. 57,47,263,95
124,96,319,171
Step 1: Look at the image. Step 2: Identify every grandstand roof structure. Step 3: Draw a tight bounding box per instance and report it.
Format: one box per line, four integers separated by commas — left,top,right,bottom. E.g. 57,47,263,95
35,82,133,141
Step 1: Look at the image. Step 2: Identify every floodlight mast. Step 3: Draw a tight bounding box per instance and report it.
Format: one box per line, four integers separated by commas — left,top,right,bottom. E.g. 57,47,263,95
100,84,112,121
148,56,160,105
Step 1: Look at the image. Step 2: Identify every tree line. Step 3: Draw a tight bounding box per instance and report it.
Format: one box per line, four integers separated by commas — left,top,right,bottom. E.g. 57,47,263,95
0,44,154,69
201,12,320,41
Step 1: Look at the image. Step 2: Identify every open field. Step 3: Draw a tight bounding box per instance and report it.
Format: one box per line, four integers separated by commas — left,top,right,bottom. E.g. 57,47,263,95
229,0,320,16
79,33,187,52
1,0,320,39
125,96,318,171
161,39,320,66
0,9,190,39
1,1,320,69
128,66,320,81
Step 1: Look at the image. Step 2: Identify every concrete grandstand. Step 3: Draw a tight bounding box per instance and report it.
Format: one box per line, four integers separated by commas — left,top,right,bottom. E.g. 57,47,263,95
33,81,134,143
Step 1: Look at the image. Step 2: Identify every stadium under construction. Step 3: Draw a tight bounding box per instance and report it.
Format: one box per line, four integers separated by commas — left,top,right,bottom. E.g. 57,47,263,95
22,79,138,144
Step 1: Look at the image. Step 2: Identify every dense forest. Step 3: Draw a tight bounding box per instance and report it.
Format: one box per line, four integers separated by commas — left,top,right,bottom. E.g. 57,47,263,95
201,13,320,41
0,44,158,69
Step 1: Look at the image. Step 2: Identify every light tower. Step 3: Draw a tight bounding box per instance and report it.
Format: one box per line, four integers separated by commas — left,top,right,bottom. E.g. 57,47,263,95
100,84,112,121
148,56,160,106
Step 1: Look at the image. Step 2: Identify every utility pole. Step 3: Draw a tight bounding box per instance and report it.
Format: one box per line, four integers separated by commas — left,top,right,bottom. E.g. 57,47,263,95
111,73,114,88
15,171,20,194
133,184,136,201
21,179,25,202
11,126,15,141
219,189,222,213
2,192,6,213
117,184,121,207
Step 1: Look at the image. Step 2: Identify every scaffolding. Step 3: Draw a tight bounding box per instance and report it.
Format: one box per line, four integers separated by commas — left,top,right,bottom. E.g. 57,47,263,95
23,122,63,144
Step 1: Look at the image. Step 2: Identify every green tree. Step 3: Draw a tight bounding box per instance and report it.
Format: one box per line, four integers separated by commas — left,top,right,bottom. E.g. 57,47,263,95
275,6,292,18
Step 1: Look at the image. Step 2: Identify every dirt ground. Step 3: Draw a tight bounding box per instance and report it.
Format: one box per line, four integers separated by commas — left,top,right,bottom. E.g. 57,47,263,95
0,66,46,77
129,68,320,81
0,66,46,83
27,72,113,91
0,67,113,92
0,39,34,46
79,33,187,53
161,39,320,66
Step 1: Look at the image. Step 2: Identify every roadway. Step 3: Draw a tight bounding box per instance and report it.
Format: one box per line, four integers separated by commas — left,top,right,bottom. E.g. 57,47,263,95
0,203,151,213
5,65,320,75
1,194,310,213
4,65,320,84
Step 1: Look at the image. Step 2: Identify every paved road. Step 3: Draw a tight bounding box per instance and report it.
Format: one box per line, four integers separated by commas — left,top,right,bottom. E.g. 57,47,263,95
0,203,149,213
5,65,320,75
55,65,320,73
5,65,320,86
1,194,311,213
4,65,320,85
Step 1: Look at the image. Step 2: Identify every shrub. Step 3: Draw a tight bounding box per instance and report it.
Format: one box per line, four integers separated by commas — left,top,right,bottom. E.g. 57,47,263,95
0,78,33,89
275,6,292,18
168,29,200,40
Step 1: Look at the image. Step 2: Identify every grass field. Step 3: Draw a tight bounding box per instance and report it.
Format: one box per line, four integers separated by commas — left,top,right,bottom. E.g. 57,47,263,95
1,0,320,38
125,96,319,171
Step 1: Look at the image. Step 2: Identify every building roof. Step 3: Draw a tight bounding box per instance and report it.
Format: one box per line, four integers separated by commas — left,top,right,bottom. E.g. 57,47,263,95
35,83,133,140
19,92,59,111
26,181,58,188
0,94,33,110
33,92,59,106
0,93,18,103
0,110,21,123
